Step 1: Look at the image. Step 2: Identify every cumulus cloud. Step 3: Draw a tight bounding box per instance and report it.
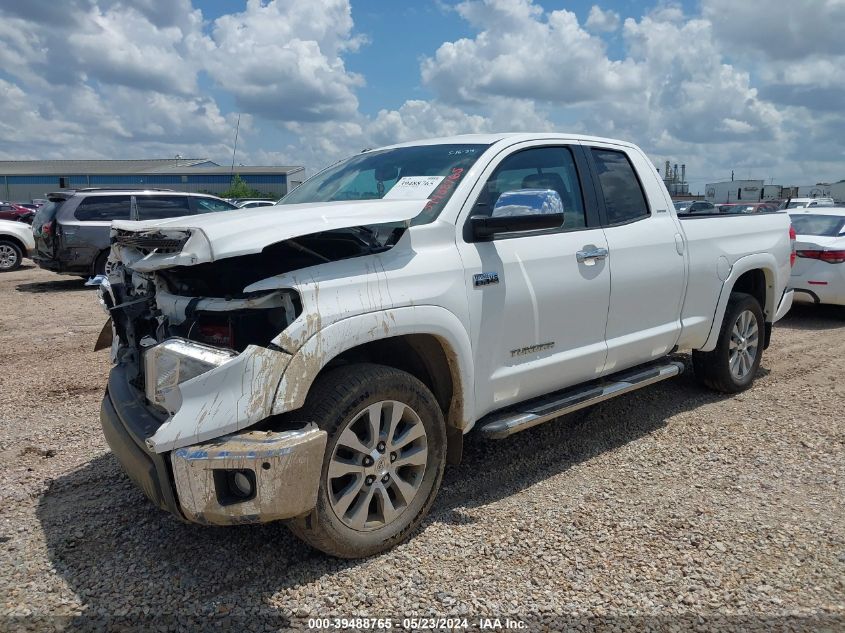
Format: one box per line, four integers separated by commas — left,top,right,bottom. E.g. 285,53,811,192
415,0,843,187
0,0,203,92
201,0,366,123
703,0,845,61
0,0,843,184
0,0,368,161
702,0,845,117
66,4,202,95
418,0,781,151
272,97,556,173
585,5,620,32
0,77,237,160
620,14,783,144
421,0,640,105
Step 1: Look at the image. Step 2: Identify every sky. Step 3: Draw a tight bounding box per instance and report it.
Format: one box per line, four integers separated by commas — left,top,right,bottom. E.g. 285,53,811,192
0,0,843,192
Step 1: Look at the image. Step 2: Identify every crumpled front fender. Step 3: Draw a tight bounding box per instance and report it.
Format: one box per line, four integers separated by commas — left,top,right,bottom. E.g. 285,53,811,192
146,345,293,453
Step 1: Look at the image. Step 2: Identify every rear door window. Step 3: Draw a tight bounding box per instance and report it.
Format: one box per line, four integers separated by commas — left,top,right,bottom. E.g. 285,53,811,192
73,196,132,221
590,149,650,225
136,196,191,220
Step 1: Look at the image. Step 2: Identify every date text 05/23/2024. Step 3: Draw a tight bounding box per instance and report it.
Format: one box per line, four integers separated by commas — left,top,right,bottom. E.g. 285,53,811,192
306,617,527,630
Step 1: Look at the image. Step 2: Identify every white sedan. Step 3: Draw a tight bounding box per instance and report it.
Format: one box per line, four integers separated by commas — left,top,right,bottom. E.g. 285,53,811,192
788,207,845,307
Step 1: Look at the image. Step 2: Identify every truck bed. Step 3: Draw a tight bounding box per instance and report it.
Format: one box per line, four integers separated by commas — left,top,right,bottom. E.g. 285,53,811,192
675,211,792,351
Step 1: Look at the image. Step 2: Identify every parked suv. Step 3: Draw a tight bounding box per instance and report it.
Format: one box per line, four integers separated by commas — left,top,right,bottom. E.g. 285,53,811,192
32,189,238,276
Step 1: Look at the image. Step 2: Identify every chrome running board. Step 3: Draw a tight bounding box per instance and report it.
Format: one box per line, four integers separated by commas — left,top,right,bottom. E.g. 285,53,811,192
478,361,685,439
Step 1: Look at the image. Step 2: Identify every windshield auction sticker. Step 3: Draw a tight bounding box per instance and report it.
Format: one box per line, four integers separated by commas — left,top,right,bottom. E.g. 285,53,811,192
383,175,444,200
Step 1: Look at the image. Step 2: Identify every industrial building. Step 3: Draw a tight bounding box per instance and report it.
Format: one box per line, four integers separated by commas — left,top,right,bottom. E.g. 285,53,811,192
0,159,305,202
702,179,842,203
704,179,766,203
660,161,689,196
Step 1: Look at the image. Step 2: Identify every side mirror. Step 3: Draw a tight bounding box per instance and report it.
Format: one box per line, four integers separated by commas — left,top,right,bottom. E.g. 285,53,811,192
470,189,564,241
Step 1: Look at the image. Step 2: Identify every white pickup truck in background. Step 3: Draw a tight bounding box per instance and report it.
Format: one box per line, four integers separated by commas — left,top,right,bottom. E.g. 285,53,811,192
95,133,795,557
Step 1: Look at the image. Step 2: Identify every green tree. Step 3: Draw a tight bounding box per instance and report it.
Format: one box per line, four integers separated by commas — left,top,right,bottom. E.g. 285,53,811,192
220,174,262,199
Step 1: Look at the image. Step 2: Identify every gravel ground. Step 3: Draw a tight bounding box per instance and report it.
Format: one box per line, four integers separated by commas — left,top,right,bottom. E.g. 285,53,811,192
0,262,843,631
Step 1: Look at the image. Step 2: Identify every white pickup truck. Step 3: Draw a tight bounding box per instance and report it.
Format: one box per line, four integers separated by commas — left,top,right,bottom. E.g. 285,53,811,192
96,133,794,557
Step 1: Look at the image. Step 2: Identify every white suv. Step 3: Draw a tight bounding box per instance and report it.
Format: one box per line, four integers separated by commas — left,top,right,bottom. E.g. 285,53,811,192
0,219,36,271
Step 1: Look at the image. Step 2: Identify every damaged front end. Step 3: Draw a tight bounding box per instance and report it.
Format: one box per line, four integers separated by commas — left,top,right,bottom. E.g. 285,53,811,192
94,201,419,525
95,227,346,525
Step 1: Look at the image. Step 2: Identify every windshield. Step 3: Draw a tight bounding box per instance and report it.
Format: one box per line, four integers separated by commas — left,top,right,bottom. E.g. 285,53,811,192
789,214,845,236
673,201,691,210
280,144,489,223
787,201,809,209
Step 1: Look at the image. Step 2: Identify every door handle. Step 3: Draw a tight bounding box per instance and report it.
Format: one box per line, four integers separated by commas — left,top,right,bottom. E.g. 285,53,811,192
576,247,609,263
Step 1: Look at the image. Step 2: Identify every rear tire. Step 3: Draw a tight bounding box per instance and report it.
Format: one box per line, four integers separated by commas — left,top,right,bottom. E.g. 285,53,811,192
287,363,446,558
693,292,764,393
0,240,23,272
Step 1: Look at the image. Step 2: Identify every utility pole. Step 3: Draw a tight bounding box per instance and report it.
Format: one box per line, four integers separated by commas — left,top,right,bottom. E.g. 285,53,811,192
230,114,241,177
731,170,734,181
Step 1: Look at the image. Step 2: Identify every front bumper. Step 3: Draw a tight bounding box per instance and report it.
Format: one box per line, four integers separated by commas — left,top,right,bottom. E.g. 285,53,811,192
100,364,326,525
172,427,326,525
100,365,183,518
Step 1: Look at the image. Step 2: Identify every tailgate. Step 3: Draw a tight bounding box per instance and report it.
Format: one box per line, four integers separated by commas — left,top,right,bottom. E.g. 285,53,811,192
31,199,65,260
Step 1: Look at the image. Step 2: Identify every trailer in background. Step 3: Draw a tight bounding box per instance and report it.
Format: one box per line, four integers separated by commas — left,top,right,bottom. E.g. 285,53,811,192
704,180,764,203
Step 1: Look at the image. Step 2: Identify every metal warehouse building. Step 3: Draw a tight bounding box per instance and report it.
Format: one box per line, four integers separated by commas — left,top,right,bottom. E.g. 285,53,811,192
0,159,305,202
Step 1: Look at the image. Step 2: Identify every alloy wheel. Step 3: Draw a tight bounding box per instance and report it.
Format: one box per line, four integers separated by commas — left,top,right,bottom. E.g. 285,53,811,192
0,244,19,270
327,400,428,531
729,309,759,381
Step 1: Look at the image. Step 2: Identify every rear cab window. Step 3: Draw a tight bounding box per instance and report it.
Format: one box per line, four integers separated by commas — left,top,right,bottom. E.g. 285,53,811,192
73,196,131,221
590,148,650,225
136,196,191,220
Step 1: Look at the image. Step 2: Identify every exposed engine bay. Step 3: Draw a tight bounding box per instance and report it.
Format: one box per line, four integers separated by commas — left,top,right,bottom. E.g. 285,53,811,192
102,223,405,384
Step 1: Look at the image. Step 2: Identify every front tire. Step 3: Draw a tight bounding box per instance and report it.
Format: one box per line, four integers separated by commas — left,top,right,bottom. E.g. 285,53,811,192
693,292,764,393
93,251,114,277
0,240,23,272
288,364,446,558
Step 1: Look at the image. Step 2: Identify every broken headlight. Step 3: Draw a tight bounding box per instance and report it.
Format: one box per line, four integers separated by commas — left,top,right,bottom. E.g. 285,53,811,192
144,338,237,411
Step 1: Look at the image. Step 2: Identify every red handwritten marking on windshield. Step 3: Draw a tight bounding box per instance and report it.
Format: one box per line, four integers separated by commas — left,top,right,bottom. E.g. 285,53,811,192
423,167,464,213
